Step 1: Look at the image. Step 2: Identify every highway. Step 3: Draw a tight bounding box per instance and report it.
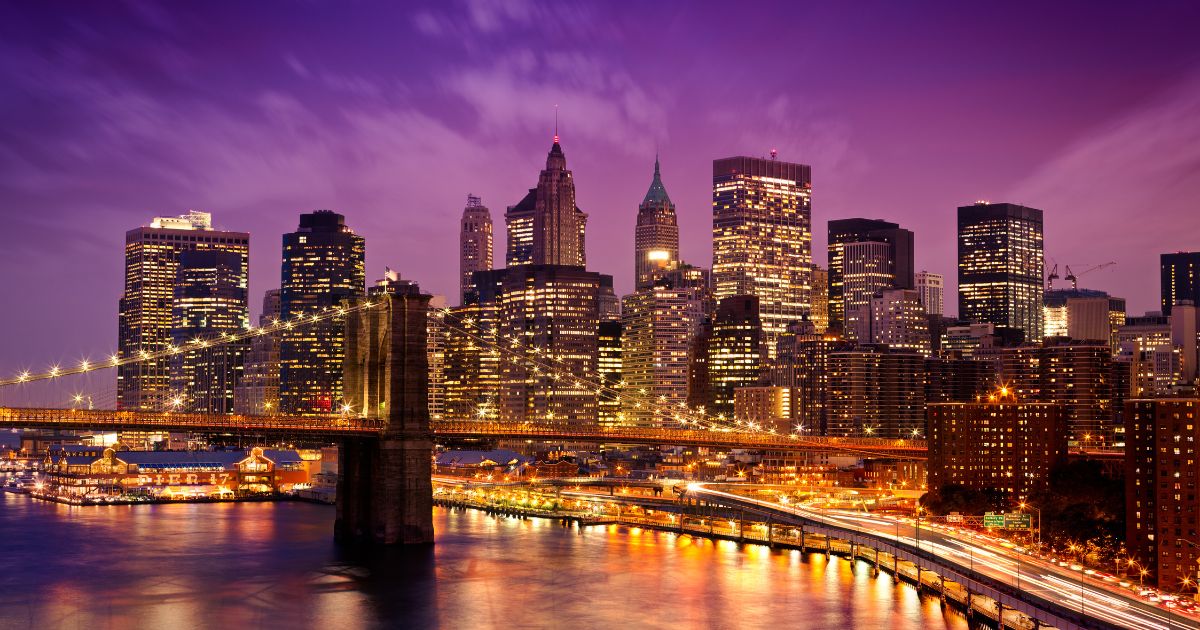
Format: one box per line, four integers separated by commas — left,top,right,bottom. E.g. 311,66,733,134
690,484,1199,630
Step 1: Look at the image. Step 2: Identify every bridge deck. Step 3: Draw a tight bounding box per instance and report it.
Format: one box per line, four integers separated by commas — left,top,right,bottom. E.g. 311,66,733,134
0,408,926,457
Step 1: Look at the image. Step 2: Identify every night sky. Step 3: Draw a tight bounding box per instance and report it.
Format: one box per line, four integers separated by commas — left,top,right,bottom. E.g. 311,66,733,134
3,1,1200,393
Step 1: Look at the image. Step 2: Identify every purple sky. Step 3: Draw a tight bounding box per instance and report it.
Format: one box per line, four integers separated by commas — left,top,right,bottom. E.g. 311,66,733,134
3,1,1200,396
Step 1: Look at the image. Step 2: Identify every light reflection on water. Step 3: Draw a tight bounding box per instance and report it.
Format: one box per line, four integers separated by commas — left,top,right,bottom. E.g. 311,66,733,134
0,493,971,629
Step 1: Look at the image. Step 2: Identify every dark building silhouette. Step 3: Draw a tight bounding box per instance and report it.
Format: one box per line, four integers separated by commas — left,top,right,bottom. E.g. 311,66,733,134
170,250,249,414
279,210,366,415
1161,251,1200,316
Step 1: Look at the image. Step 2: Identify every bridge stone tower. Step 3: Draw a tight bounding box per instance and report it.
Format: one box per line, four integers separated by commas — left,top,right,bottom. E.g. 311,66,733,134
336,288,435,545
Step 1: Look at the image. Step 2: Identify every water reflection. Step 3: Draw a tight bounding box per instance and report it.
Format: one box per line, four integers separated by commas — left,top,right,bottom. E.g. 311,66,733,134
0,494,971,628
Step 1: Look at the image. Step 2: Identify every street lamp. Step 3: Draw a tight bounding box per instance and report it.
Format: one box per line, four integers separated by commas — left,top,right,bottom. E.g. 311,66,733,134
1018,501,1042,551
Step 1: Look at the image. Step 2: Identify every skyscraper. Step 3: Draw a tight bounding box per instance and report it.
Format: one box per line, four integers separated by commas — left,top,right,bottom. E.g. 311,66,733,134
1161,251,1200,316
497,265,604,426
459,195,493,305
443,269,506,421
505,136,587,268
712,156,812,359
279,210,366,415
957,202,1045,339
915,271,944,316
827,218,915,330
597,321,623,427
169,250,249,414
234,289,281,415
841,240,894,343
634,156,679,289
810,265,829,333
621,282,705,426
118,211,248,411
706,295,764,418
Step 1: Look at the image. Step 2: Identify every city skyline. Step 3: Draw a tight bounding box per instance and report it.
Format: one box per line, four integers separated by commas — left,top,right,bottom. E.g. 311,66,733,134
3,1,1200,380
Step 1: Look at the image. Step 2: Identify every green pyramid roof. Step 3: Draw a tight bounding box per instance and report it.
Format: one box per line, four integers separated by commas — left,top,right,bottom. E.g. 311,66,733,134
641,156,673,207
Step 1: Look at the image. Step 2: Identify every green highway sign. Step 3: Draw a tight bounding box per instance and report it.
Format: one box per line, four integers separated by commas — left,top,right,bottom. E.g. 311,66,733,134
1004,513,1033,529
982,513,1005,528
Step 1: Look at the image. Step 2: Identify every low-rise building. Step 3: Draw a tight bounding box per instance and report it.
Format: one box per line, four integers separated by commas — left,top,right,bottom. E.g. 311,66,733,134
42,446,307,502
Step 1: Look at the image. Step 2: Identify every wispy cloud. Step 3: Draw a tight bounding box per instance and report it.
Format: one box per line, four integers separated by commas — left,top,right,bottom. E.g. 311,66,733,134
1008,73,1200,307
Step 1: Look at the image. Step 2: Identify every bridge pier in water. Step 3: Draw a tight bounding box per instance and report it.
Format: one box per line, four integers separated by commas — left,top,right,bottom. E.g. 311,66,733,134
335,290,435,545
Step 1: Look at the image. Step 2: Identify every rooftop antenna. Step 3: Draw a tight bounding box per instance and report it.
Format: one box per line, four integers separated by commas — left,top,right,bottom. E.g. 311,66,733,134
554,104,559,144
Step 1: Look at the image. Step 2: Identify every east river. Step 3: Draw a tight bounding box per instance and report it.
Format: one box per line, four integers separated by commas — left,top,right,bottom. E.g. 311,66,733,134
0,493,969,629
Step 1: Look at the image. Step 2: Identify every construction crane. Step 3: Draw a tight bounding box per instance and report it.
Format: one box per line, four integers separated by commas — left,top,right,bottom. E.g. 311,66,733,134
1046,262,1059,291
1064,261,1116,290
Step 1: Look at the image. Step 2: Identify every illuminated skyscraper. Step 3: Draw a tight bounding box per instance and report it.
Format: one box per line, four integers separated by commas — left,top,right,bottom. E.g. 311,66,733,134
118,211,249,411
841,240,894,343
459,195,493,305
498,265,604,426
505,136,587,267
597,321,623,427
279,210,366,415
234,289,281,415
915,271,944,316
621,282,705,426
827,219,914,330
1161,252,1200,317
706,295,764,418
712,156,811,359
443,269,505,420
957,202,1044,339
810,265,829,333
170,250,249,414
634,156,679,289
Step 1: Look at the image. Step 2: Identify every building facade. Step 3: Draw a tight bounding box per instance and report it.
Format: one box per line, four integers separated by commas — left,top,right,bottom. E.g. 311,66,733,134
234,289,281,415
505,138,587,268
916,270,944,316
597,321,623,427
850,288,931,355
957,202,1045,340
1161,252,1200,317
827,345,925,438
1125,398,1200,589
841,240,894,343
621,283,705,426
810,265,829,333
1043,288,1126,352
169,250,249,414
118,211,249,411
279,210,366,415
828,218,915,330
927,396,1066,501
459,194,493,305
712,156,812,359
770,320,850,435
497,265,604,426
634,157,679,289
443,269,506,420
706,295,764,419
